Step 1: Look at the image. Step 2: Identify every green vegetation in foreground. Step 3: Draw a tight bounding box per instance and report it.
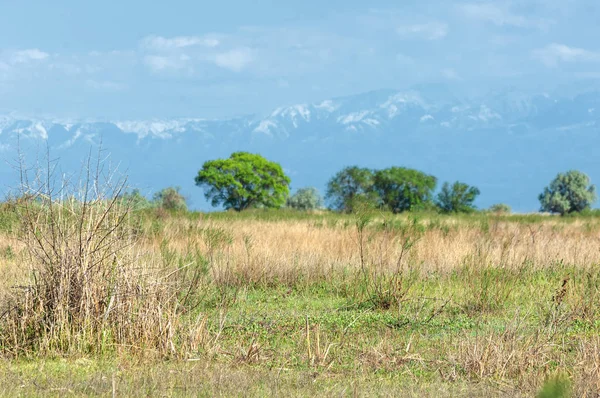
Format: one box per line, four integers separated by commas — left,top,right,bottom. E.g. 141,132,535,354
1,188,598,397
1,261,596,396
0,359,496,397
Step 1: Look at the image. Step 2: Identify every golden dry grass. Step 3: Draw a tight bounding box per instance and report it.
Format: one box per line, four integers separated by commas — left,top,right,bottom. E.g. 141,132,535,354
4,212,598,288
141,214,600,283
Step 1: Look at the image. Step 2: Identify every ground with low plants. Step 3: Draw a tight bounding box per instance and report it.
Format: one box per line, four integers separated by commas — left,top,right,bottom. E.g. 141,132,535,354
0,204,598,397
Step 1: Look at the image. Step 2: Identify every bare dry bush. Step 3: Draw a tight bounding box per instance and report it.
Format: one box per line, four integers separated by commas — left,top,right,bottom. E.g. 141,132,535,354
0,151,204,358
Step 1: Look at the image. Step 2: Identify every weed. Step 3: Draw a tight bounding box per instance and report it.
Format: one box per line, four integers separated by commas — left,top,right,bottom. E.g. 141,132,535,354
537,373,571,398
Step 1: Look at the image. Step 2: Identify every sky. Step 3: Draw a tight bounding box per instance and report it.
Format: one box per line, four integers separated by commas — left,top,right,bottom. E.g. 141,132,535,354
1,0,600,120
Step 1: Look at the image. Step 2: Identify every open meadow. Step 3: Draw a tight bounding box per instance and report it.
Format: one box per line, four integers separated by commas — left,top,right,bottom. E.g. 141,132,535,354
3,1,600,397
0,201,598,397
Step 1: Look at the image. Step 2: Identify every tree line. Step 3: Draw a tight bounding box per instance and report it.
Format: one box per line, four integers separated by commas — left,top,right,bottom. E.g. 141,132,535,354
139,152,598,215
322,166,480,214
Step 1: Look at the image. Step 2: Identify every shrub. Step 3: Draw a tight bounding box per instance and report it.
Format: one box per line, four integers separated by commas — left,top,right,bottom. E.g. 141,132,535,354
488,203,511,214
287,187,324,210
153,186,188,212
119,188,153,210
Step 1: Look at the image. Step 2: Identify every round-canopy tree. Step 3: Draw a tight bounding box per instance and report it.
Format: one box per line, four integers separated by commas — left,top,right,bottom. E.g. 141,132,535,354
436,181,480,213
539,170,597,215
325,166,376,213
195,152,291,211
373,167,437,213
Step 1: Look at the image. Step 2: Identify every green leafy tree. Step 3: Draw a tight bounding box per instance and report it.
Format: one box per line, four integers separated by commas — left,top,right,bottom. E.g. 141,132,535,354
539,170,597,215
373,167,437,213
325,166,377,212
436,181,480,213
153,187,188,211
195,152,291,211
287,187,324,210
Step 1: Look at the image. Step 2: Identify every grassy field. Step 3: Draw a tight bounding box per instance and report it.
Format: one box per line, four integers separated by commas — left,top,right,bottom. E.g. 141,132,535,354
0,205,598,397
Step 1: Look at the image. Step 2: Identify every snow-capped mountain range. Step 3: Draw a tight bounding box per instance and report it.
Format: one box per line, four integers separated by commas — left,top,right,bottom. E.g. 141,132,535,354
1,86,599,211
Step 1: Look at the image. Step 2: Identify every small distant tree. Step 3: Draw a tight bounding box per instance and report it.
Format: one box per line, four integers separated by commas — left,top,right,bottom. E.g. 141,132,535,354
436,181,480,213
488,203,511,214
153,187,188,211
539,170,597,215
119,189,152,210
195,152,290,211
373,167,437,213
287,187,324,211
325,166,377,212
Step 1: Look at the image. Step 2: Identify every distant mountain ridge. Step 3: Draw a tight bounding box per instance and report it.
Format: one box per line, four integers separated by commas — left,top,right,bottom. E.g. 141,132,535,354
1,87,599,211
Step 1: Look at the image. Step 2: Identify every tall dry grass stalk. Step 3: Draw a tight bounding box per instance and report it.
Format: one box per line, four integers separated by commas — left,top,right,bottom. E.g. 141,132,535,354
0,150,203,358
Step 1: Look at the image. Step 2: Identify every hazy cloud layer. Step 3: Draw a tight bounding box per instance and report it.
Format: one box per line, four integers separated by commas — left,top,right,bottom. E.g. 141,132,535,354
457,3,552,29
141,35,220,51
533,43,600,67
0,0,598,118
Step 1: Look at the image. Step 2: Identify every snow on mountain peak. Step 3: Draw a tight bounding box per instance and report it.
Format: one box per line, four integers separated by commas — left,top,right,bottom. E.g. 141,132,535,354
33,123,48,140
58,128,84,149
253,120,278,136
336,110,381,131
337,110,371,125
0,88,598,147
476,105,502,122
380,91,427,118
270,104,311,126
115,120,188,138
314,100,339,112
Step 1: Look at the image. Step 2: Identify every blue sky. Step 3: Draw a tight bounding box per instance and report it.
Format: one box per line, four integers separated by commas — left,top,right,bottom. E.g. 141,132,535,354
1,0,599,119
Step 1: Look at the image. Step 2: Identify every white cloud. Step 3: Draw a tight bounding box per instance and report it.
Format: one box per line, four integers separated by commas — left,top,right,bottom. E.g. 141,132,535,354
141,35,219,51
213,48,254,72
0,48,50,79
141,35,257,74
458,3,551,29
144,54,191,72
11,49,49,63
396,22,448,40
533,43,600,67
